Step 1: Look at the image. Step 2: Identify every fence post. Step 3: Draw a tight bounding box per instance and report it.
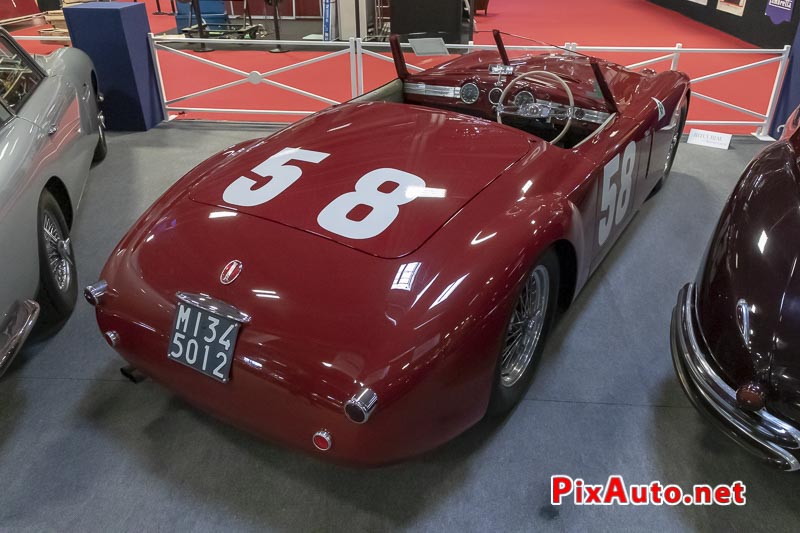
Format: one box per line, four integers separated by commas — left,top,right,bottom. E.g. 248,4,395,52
756,44,792,140
356,38,365,96
671,43,682,71
148,33,170,122
349,37,358,99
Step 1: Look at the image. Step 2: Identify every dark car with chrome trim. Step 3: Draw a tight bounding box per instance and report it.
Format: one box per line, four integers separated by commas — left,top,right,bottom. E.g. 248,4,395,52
671,105,800,471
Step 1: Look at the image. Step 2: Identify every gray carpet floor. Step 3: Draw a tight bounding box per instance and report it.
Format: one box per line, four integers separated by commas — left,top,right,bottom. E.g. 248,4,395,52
2,124,798,532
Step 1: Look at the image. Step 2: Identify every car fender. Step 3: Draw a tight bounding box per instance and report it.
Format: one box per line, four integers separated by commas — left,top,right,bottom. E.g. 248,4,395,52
365,191,583,423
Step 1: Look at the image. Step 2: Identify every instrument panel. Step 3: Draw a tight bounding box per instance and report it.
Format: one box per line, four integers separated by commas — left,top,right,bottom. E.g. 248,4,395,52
403,74,611,126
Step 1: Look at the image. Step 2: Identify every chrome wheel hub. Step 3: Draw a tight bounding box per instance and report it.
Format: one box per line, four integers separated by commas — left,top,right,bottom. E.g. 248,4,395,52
43,212,72,292
500,265,549,388
664,120,681,173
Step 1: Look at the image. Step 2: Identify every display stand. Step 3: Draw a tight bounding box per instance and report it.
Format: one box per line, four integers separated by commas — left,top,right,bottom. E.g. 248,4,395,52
63,2,164,131
267,0,287,53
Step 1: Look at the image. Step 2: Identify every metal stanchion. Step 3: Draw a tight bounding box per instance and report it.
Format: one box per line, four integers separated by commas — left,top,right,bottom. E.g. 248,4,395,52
153,0,177,16
188,0,213,52
267,0,287,53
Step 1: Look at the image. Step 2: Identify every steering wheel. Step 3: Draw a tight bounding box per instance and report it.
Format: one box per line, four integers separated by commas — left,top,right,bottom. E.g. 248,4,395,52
496,70,575,145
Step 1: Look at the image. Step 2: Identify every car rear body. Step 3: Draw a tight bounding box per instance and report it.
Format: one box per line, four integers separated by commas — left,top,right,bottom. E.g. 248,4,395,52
92,42,690,464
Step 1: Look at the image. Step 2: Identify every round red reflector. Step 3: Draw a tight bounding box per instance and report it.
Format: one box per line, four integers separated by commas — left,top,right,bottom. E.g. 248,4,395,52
313,430,332,451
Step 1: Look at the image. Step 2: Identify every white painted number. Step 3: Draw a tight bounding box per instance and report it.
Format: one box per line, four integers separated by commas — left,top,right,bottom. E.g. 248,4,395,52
222,148,429,240
213,352,228,379
204,316,219,343
223,147,330,207
317,169,426,240
170,332,185,358
185,339,198,364
598,141,636,246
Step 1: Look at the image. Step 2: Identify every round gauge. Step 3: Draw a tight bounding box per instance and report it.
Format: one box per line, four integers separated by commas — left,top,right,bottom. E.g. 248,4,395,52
460,82,480,105
488,87,503,105
514,91,535,107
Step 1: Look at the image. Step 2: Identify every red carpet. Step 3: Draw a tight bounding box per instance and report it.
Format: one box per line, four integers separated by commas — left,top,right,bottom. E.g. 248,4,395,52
11,0,785,133
11,0,175,56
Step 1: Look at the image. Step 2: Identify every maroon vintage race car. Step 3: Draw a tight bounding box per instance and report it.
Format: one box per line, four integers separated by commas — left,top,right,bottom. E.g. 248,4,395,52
672,105,800,471
87,32,690,465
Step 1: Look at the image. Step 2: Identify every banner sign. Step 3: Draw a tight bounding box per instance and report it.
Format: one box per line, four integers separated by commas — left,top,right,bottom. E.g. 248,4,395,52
766,0,795,24
323,0,332,41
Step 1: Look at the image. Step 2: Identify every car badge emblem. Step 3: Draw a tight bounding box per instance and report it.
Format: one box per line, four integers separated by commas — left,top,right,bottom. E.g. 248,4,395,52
220,260,243,285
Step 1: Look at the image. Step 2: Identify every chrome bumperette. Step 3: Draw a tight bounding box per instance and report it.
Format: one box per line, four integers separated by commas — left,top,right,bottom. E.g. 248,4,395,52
671,283,800,471
0,300,40,378
84,280,108,306
403,82,461,99
344,387,378,424
175,292,251,324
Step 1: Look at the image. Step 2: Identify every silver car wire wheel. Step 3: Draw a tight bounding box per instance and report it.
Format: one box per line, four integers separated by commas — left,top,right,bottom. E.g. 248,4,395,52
42,211,71,292
500,265,549,388
664,114,682,174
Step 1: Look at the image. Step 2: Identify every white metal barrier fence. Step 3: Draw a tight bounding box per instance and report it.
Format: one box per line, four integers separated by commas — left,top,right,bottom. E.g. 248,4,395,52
17,32,789,138
356,39,792,139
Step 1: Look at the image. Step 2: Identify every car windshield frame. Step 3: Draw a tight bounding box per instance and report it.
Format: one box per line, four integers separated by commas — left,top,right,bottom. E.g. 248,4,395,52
0,29,46,114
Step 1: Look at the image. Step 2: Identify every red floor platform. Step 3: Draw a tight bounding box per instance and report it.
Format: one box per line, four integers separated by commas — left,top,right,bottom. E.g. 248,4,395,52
11,0,786,134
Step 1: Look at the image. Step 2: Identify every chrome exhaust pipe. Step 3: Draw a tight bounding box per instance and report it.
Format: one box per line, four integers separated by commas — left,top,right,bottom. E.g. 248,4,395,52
344,387,378,424
84,280,108,306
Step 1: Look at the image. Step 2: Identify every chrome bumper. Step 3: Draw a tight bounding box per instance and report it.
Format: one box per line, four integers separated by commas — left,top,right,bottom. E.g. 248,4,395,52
671,282,800,471
0,300,40,378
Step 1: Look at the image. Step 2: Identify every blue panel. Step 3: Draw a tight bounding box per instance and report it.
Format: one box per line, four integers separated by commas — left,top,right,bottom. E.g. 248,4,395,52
176,0,226,15
176,14,230,31
176,0,228,29
63,3,163,131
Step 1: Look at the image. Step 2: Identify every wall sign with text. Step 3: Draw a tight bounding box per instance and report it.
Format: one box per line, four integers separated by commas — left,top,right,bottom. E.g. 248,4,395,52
766,0,795,24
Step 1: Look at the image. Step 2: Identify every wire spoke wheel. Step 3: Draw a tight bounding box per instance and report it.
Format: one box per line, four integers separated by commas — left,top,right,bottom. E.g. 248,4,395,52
500,265,550,388
664,122,681,174
42,211,71,292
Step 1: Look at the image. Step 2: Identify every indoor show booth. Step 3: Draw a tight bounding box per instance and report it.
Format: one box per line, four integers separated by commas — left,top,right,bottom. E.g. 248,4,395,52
3,1,800,531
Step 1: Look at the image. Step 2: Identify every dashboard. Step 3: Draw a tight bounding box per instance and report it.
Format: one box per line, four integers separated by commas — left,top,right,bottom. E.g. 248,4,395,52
403,78,612,126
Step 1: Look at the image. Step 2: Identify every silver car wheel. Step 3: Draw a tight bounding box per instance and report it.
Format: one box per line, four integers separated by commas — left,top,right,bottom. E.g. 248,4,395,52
664,117,682,174
500,265,549,388
42,211,72,292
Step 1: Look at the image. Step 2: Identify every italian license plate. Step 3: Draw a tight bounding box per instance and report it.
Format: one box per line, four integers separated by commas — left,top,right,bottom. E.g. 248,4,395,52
167,301,240,382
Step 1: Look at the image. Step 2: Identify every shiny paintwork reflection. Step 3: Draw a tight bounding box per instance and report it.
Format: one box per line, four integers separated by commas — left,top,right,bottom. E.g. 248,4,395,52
93,44,689,465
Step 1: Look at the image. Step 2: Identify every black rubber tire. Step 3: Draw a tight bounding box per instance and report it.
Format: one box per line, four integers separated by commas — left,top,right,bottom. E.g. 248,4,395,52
648,100,689,200
92,117,107,164
33,190,77,337
487,249,560,416
663,101,688,180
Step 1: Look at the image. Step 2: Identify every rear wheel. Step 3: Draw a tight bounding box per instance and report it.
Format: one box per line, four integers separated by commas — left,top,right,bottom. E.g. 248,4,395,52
648,100,688,200
93,115,107,163
663,101,688,179
92,76,107,164
487,249,560,415
33,190,77,336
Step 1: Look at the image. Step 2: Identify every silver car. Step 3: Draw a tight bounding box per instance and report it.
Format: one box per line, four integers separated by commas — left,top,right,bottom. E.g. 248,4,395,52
0,28,105,377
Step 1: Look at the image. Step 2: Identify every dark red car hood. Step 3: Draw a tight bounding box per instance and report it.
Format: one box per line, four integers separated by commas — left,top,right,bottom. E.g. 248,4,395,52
188,102,533,258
